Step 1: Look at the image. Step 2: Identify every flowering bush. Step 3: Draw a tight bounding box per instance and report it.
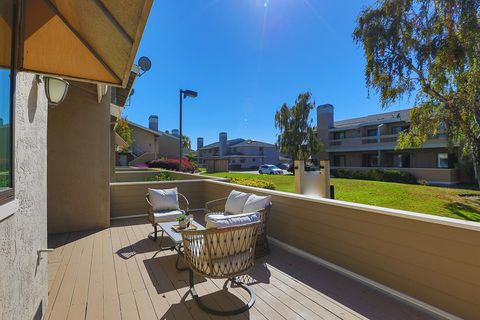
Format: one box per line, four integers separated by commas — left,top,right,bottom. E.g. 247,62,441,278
147,158,194,172
230,178,276,190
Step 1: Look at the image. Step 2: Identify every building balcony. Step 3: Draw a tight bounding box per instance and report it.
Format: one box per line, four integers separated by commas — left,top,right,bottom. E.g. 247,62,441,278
327,134,449,152
45,171,479,319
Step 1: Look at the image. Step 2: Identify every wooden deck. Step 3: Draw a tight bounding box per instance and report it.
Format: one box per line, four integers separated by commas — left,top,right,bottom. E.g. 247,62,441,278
46,216,435,320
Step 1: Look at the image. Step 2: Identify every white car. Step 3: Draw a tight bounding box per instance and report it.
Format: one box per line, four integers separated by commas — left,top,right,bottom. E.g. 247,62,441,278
258,165,283,175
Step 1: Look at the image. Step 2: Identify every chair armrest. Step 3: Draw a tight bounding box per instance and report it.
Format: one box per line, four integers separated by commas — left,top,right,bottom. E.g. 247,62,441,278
145,193,154,224
178,193,190,214
205,197,228,213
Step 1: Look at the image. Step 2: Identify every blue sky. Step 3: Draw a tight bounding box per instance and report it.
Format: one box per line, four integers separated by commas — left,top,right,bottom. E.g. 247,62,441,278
125,0,408,149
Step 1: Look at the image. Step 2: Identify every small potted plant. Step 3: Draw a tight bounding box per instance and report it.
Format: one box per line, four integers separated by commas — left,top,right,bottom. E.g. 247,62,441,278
176,214,187,229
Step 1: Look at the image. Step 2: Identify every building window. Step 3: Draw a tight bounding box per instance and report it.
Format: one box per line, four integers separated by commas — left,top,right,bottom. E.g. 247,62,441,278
333,131,345,140
367,128,378,137
232,147,237,153
0,0,15,205
391,126,408,135
333,155,346,167
437,153,449,168
392,154,410,168
367,154,379,167
240,159,245,164
252,158,256,162
231,160,236,164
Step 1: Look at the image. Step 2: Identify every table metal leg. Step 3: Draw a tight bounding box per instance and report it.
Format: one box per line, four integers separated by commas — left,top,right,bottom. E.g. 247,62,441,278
175,245,188,271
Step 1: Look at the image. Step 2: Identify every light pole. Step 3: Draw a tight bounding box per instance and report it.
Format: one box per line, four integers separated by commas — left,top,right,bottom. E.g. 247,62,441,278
179,89,198,171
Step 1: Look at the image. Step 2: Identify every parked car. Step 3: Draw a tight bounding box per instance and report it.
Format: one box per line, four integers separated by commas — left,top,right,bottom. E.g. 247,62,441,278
277,163,290,170
259,164,283,175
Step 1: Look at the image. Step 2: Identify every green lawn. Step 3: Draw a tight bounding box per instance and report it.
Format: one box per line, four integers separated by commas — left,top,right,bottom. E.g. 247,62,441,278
203,172,480,221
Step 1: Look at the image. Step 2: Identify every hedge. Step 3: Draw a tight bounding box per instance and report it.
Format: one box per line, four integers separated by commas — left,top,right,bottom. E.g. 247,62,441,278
146,172,172,182
230,178,276,190
147,158,194,172
332,168,417,184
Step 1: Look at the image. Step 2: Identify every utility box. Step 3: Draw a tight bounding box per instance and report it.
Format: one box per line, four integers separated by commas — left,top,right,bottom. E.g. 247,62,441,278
295,160,331,198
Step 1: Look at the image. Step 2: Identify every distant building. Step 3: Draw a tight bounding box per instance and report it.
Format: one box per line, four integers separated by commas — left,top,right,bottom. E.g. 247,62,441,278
116,115,185,166
197,132,280,170
317,104,472,185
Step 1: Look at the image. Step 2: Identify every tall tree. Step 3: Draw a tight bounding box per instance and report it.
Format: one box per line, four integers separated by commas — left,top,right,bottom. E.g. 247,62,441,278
353,0,480,186
275,92,321,161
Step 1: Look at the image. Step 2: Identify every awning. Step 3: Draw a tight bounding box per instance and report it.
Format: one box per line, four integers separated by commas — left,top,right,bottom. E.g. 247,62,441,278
19,0,153,87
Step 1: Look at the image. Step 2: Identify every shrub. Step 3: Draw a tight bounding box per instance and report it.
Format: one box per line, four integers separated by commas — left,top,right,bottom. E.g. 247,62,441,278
332,168,417,184
147,158,194,172
230,178,276,190
146,172,172,182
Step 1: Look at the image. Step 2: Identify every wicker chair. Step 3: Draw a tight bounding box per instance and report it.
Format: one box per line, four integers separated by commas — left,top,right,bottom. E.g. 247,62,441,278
205,197,271,256
181,222,261,315
146,192,189,241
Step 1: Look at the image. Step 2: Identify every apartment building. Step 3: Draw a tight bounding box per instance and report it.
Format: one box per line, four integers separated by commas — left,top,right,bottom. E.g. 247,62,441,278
317,104,470,185
197,132,280,170
119,115,182,166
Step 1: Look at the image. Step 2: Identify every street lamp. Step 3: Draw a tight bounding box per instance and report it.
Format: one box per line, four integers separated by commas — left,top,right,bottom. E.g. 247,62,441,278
179,89,198,171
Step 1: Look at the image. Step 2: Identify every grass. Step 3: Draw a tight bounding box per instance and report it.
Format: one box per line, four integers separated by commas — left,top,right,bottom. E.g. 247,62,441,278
202,172,480,222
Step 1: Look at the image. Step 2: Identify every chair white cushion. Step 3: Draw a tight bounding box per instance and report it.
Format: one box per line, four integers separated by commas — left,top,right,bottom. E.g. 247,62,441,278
206,212,259,229
243,194,271,213
153,209,185,223
224,190,250,215
148,188,179,211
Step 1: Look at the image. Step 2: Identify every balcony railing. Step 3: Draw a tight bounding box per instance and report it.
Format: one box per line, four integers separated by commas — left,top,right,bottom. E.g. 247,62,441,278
327,134,448,151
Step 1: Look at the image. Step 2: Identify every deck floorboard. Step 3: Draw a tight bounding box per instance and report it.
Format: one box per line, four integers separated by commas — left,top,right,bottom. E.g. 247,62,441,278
47,218,435,320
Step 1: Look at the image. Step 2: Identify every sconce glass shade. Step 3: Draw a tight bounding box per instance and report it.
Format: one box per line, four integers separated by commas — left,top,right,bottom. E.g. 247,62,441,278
44,77,69,106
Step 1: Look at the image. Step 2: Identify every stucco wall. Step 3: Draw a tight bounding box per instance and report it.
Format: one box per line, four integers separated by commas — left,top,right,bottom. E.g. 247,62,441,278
47,81,111,233
157,133,179,158
130,125,155,155
0,73,48,320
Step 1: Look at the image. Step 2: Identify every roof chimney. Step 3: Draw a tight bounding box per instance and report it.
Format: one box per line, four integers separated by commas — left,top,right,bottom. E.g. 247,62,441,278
148,115,158,131
197,137,204,150
219,132,228,157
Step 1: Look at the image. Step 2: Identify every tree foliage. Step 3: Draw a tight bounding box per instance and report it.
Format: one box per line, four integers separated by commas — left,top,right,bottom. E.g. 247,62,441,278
353,0,480,186
182,136,191,150
115,117,132,147
275,92,321,161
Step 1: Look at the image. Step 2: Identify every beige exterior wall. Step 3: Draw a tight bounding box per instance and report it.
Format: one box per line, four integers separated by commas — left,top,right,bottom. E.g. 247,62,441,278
201,181,480,319
47,81,111,233
411,148,444,168
109,178,480,318
130,125,156,155
0,73,48,320
129,124,180,160
110,180,206,217
157,134,179,159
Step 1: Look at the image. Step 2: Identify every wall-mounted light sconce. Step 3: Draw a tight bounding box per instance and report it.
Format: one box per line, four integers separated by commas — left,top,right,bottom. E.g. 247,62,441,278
44,76,70,106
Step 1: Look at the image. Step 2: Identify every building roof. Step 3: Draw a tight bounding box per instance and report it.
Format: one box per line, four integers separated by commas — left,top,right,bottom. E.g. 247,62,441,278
332,109,411,131
199,138,275,150
128,121,179,140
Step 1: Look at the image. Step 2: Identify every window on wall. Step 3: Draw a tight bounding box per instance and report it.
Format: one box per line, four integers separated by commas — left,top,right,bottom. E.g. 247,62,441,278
366,154,379,167
367,128,378,137
0,0,15,204
333,155,346,167
391,126,406,135
333,131,345,140
437,153,449,168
